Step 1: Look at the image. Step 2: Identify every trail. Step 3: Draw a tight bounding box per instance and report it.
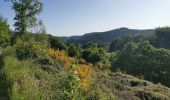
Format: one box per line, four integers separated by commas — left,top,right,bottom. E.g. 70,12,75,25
0,47,10,100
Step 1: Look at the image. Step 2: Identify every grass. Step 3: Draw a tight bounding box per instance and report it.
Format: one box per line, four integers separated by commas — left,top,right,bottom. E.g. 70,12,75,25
2,55,57,100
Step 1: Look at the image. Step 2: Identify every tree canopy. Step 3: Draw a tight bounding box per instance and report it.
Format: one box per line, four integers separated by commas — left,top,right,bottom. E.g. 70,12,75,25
113,41,170,86
6,0,43,35
0,16,11,47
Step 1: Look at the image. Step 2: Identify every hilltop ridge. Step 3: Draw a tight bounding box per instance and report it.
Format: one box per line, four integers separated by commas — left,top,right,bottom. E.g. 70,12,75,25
60,27,154,45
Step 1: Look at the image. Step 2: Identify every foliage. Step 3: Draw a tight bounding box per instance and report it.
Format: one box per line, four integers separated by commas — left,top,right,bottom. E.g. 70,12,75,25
81,43,108,64
35,55,63,74
77,64,92,93
49,35,67,50
3,56,42,99
113,41,170,87
67,44,81,57
52,73,80,100
153,27,170,49
109,35,147,52
2,47,61,99
34,33,49,47
0,16,11,47
96,71,170,100
86,84,117,100
48,48,74,70
65,27,153,45
9,0,43,35
16,40,47,60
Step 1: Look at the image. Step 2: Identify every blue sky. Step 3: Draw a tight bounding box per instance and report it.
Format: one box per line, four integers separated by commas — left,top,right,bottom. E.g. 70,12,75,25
0,0,170,36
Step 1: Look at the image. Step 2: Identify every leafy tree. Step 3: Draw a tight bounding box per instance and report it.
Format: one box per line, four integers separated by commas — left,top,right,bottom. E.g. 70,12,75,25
67,44,81,57
153,27,170,49
82,43,98,49
0,16,11,47
81,44,107,64
109,35,147,52
113,41,170,86
6,0,43,35
28,20,47,34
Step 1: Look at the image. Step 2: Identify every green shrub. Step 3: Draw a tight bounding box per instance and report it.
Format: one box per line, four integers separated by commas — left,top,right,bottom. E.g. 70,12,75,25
35,56,63,74
49,35,67,50
0,16,11,47
16,40,47,60
81,47,107,64
67,44,81,57
52,73,80,100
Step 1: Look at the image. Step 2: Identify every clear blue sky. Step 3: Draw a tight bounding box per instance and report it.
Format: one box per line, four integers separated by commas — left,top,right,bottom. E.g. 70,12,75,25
0,0,170,36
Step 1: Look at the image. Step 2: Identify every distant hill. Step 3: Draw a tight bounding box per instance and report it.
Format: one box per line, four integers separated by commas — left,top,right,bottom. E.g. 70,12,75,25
60,27,154,45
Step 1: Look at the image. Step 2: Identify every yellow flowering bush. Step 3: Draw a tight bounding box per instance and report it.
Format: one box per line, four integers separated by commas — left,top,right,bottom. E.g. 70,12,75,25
48,49,93,94
77,64,91,93
48,48,74,70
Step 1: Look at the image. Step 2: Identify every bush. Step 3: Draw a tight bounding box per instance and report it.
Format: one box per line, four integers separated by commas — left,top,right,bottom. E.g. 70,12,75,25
16,40,47,60
0,16,11,47
52,73,80,100
48,48,74,70
77,64,92,93
49,35,67,50
35,56,63,74
67,44,81,57
81,47,107,64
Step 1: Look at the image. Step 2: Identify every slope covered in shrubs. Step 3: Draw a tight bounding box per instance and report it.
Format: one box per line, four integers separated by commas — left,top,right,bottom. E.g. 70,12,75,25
1,27,170,100
0,36,170,100
95,69,170,100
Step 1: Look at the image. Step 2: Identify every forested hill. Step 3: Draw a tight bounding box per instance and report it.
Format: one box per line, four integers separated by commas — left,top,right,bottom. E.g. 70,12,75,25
60,27,154,45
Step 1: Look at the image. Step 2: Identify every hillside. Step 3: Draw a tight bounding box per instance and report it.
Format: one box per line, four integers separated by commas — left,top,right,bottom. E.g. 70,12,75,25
1,0,170,99
95,70,170,100
0,27,170,99
60,28,154,45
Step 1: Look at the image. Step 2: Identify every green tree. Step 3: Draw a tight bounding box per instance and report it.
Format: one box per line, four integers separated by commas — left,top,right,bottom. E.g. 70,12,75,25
6,0,43,35
113,41,170,86
67,44,81,57
81,44,107,64
109,35,147,52
153,27,170,49
0,16,11,47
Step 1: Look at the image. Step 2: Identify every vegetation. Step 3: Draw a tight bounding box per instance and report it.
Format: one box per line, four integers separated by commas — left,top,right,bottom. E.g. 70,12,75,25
152,27,170,49
0,16,11,47
113,41,170,86
7,0,43,35
1,0,170,99
63,28,154,45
